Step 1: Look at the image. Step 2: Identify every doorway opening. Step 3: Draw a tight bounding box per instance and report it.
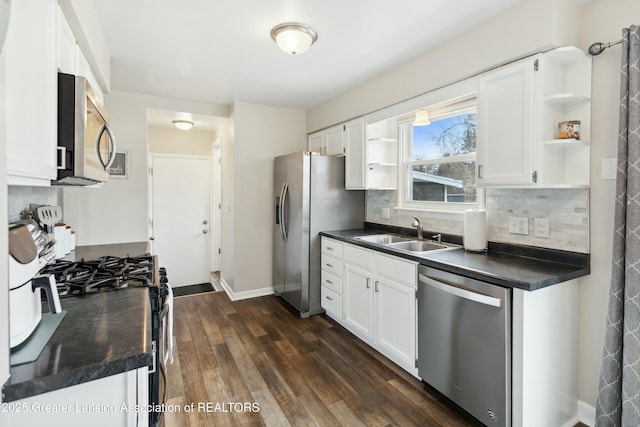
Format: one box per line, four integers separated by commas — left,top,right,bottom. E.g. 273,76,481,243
146,109,225,288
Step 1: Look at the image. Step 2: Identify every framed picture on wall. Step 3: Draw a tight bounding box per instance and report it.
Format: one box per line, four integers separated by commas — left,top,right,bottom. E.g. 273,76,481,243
109,151,128,178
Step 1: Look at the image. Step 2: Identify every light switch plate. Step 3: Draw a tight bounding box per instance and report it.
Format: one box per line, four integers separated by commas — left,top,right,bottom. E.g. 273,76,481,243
534,217,550,238
509,216,529,235
602,158,617,180
381,207,390,220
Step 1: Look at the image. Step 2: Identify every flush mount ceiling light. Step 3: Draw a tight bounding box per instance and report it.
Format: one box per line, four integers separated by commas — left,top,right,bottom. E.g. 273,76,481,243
271,22,318,55
172,119,194,131
413,109,431,126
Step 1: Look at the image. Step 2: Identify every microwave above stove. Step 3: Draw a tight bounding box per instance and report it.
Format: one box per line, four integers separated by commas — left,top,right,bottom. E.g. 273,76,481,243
54,72,117,186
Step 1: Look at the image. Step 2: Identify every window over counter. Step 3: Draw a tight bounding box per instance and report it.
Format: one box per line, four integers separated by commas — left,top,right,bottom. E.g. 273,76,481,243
397,96,481,211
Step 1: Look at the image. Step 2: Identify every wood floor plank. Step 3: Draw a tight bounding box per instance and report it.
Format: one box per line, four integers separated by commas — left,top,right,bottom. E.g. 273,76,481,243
223,331,268,392
163,293,490,427
327,399,367,427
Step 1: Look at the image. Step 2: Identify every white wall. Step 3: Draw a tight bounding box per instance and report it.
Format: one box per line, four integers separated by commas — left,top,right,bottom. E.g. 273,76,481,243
220,108,235,290
63,92,228,246
578,0,639,411
307,0,582,132
221,102,306,296
148,126,217,156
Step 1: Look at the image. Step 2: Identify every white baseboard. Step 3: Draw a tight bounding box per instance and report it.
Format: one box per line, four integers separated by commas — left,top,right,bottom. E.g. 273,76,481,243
219,278,274,301
578,400,595,426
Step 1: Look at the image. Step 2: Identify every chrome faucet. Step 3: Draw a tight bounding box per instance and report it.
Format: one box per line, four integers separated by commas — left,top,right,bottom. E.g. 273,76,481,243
432,234,442,244
412,217,424,240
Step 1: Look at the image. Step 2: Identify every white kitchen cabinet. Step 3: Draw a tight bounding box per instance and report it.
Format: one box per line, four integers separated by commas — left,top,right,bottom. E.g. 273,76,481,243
512,279,579,427
308,132,324,154
56,7,104,104
343,244,374,339
320,237,344,319
56,5,77,74
338,240,418,374
373,253,416,371
476,47,591,188
476,56,535,186
345,117,398,190
307,124,345,156
344,118,366,189
5,0,58,186
7,368,149,427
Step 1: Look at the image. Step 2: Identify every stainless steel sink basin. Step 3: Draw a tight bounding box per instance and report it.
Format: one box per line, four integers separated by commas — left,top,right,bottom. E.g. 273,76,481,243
386,240,453,252
354,234,411,245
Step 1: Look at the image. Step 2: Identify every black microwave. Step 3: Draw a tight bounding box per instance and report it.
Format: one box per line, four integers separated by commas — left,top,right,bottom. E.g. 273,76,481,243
54,72,117,186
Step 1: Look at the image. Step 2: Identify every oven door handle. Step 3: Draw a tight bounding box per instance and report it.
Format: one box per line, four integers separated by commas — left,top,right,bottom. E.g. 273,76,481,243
161,284,174,369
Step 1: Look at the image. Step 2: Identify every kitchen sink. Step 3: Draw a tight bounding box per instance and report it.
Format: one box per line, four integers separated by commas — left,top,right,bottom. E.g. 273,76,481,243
354,234,411,245
386,240,453,253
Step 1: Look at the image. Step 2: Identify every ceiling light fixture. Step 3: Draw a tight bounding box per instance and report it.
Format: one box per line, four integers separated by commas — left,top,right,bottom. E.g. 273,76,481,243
413,109,431,126
271,22,318,55
172,119,194,131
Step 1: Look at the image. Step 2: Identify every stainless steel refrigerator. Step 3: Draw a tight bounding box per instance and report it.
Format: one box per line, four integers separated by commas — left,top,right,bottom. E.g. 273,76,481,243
273,151,364,317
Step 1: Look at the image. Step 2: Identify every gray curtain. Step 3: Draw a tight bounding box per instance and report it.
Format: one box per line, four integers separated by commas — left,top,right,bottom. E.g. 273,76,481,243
596,25,640,426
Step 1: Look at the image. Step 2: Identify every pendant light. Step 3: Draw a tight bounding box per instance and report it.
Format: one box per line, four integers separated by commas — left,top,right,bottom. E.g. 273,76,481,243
413,109,431,126
271,22,318,55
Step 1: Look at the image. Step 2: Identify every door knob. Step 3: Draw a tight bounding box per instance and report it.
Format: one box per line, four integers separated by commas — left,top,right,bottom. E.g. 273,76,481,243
202,230,208,234
203,220,208,225
149,236,155,240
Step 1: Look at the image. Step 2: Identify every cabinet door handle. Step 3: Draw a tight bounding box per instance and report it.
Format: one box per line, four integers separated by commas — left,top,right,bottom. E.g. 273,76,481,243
326,246,333,251
326,280,333,285
375,281,380,292
326,296,333,301
477,164,483,179
326,263,333,268
366,278,371,289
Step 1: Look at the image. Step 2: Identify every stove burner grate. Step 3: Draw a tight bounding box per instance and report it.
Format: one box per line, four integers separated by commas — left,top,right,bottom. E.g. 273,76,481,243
41,254,155,296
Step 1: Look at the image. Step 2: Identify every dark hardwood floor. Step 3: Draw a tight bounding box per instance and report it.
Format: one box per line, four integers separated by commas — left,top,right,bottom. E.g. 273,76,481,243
163,291,484,427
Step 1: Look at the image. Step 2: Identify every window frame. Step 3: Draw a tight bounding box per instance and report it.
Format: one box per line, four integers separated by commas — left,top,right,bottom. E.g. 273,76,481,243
396,97,482,212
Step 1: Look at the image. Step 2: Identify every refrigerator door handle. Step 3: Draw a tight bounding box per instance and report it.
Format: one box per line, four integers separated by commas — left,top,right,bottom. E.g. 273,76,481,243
281,182,289,241
278,182,286,239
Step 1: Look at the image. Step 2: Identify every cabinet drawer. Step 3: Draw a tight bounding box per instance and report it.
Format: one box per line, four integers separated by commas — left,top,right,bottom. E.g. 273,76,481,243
375,253,417,287
321,254,343,278
344,244,373,270
321,286,343,318
321,237,343,258
321,270,343,295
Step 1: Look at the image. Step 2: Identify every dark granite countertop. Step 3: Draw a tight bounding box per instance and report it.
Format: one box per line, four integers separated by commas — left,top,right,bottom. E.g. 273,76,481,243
3,287,153,402
320,225,590,291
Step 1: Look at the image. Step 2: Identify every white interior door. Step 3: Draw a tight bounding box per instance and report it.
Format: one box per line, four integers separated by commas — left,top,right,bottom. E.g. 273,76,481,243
152,155,211,287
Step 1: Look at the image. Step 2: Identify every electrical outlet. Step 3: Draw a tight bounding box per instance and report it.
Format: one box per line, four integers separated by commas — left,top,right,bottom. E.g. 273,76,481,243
534,217,550,238
508,216,529,235
381,207,390,220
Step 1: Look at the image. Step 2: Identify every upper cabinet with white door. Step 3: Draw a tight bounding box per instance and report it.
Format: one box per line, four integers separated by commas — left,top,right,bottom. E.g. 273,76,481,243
307,124,345,156
56,6,104,103
476,56,535,186
5,0,58,186
476,47,591,188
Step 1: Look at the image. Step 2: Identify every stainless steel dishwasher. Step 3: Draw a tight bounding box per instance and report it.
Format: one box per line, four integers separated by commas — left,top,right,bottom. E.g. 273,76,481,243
417,265,511,427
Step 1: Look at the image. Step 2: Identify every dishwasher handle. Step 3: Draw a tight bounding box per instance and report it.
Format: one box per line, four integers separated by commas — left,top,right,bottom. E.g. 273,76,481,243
419,274,501,308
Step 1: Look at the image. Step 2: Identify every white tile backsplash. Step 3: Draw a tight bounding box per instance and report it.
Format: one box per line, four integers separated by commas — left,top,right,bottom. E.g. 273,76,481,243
366,188,589,253
8,186,61,222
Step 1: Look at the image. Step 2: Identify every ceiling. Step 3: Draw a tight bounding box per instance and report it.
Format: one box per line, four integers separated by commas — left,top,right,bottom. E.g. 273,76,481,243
94,0,523,114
